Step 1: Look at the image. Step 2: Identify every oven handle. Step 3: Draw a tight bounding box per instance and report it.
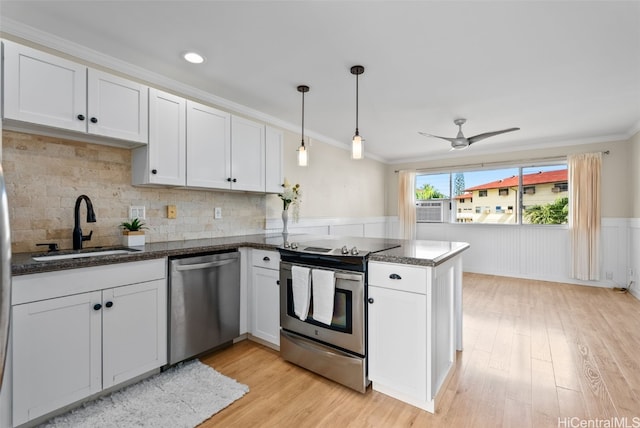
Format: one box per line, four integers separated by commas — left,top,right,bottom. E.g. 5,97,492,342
334,272,364,282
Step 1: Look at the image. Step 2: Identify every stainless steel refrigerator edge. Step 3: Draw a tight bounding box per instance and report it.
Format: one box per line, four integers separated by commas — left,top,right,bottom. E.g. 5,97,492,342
168,251,240,365
0,164,12,390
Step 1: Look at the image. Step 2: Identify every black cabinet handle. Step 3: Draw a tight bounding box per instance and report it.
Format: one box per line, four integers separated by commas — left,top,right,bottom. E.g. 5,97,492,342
105,301,114,308
151,169,158,175
90,117,98,124
276,280,280,286
233,178,237,183
77,114,85,121
367,298,374,304
389,273,402,280
263,256,270,262
93,303,102,311
227,178,232,182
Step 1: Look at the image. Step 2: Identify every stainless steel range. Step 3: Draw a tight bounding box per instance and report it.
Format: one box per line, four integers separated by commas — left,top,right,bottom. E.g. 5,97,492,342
278,237,401,393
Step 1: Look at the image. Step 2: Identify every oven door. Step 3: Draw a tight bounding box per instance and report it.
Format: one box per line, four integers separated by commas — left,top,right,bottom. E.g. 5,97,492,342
279,261,365,356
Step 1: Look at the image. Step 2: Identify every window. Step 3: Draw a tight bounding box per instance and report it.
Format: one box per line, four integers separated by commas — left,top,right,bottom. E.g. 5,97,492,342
552,182,568,193
415,163,568,225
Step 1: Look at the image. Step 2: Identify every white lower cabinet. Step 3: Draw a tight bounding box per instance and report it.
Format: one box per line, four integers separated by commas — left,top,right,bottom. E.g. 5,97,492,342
367,260,456,413
249,250,280,348
10,259,167,426
368,284,427,402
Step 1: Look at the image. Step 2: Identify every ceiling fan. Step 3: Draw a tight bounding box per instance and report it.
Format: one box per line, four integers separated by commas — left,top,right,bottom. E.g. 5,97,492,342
419,118,520,150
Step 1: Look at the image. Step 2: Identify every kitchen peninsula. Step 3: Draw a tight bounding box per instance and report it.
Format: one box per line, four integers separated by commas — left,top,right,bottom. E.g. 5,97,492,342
5,234,468,426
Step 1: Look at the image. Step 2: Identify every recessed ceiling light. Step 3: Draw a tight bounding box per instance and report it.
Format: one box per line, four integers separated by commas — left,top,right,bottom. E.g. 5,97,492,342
183,52,205,64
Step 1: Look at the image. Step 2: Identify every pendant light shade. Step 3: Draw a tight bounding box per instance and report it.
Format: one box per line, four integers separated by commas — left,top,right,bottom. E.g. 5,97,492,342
350,65,365,160
297,85,309,167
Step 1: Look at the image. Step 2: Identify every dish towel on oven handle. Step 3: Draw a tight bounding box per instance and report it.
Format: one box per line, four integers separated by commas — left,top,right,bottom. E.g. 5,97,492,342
311,268,335,325
292,265,311,320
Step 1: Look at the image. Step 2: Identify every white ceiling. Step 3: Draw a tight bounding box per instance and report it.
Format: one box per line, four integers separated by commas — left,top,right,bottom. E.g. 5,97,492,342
1,1,639,163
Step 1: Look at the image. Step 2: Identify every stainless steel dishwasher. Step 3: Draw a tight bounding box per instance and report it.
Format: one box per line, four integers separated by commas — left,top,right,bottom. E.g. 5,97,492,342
168,250,240,365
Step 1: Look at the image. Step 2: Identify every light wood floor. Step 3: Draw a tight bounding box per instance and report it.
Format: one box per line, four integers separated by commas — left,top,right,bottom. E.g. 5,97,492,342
199,273,640,427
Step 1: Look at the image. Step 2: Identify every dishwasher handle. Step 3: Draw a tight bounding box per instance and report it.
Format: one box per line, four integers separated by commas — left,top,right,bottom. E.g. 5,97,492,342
174,258,236,271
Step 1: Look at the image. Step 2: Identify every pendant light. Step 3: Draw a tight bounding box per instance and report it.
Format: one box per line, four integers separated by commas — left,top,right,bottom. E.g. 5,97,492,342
297,85,309,167
350,65,365,160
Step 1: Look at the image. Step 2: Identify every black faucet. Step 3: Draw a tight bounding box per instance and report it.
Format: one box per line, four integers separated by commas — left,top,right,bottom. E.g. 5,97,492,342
72,195,96,250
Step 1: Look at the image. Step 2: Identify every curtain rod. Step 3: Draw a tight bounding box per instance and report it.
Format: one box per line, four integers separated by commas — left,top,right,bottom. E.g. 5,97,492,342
394,150,610,173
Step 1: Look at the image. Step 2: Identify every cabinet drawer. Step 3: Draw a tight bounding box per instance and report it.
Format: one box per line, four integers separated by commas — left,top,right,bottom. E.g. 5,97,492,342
251,250,280,270
368,262,427,294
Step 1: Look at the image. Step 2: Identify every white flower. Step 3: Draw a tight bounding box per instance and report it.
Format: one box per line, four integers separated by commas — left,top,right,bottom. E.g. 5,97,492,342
278,182,302,222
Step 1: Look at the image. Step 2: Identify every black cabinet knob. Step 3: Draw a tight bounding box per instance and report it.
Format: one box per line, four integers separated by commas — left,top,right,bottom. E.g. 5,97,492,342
93,303,102,311
227,178,232,182
367,298,374,304
232,178,237,183
151,169,157,175
263,256,270,262
276,280,280,286
389,273,402,280
105,301,114,308
90,117,98,124
77,114,85,121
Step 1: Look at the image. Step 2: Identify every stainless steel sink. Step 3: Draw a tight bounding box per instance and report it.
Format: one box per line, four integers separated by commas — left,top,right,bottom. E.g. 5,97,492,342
32,247,142,262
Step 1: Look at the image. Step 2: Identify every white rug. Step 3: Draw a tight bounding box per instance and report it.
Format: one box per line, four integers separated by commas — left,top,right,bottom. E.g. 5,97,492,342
40,359,249,428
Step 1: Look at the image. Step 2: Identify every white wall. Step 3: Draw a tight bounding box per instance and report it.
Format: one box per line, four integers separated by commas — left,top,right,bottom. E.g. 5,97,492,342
265,130,388,222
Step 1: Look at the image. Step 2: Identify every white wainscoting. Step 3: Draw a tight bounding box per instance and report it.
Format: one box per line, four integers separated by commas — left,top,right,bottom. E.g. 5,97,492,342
265,216,395,238
265,215,639,298
629,219,640,300
417,217,633,289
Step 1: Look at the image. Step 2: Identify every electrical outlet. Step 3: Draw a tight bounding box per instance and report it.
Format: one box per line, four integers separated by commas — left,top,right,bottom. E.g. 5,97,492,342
129,206,145,219
167,205,177,219
214,207,222,219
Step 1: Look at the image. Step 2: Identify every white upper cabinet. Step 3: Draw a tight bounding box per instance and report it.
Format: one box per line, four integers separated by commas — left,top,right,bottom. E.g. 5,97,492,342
265,126,284,194
231,116,265,192
132,89,186,186
2,39,148,146
87,69,148,144
3,39,87,133
186,100,231,189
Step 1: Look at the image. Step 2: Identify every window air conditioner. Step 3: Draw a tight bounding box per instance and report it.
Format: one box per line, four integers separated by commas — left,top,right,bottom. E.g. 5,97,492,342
416,200,449,223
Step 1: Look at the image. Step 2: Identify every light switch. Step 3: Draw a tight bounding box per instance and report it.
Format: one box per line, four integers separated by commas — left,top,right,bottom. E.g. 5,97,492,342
167,205,177,219
214,207,222,219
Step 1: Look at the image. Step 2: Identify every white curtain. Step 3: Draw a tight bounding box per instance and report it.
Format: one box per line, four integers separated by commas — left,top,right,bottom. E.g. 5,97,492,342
568,152,602,280
398,170,416,240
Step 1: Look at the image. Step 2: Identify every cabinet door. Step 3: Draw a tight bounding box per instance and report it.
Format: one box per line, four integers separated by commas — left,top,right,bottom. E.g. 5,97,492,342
251,267,280,346
147,88,186,186
12,291,102,426
231,116,265,192
87,69,148,143
186,100,231,189
2,40,87,133
265,126,284,193
368,285,427,402
102,279,167,389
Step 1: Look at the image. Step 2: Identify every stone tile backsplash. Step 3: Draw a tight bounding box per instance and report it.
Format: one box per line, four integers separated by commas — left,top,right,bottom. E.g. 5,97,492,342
2,131,266,253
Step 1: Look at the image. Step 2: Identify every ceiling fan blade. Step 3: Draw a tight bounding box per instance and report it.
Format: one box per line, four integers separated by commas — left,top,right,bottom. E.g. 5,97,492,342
418,132,458,144
468,128,520,145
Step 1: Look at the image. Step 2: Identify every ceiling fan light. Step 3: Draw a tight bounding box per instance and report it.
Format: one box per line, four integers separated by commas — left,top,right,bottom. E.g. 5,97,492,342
352,134,363,160
298,143,308,167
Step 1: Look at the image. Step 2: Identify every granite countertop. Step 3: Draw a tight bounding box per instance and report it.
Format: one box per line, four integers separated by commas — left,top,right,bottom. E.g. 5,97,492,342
12,233,470,276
